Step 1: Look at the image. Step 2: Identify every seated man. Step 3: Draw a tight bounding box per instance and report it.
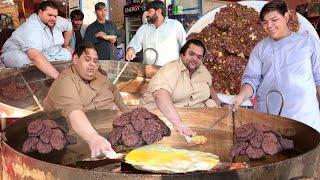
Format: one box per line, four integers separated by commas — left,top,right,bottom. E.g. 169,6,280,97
141,39,222,136
0,1,72,79
44,42,128,158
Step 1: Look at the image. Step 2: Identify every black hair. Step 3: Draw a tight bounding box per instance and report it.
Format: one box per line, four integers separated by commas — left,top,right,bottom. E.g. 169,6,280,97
260,0,288,21
95,2,106,11
38,1,58,12
74,42,98,57
146,1,166,17
70,9,84,21
180,39,206,57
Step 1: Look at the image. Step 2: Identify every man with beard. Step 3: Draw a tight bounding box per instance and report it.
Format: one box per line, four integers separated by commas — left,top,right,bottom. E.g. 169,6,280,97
0,1,72,79
69,9,86,50
84,2,120,60
44,42,128,158
126,1,186,66
141,39,222,136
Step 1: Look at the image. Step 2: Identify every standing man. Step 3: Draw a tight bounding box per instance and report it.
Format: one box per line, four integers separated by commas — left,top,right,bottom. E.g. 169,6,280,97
44,42,128,158
126,1,186,66
0,1,72,79
84,2,120,60
231,0,320,132
69,9,86,50
141,39,222,136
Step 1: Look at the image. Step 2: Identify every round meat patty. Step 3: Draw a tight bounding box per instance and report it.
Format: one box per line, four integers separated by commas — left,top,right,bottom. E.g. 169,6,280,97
22,137,39,153
28,119,44,135
107,126,124,146
130,114,146,132
39,128,53,144
262,132,279,155
141,119,163,144
2,82,39,101
253,123,272,133
37,141,53,154
122,124,140,147
279,138,294,150
249,131,264,148
42,119,59,129
113,112,131,127
50,129,66,150
229,141,248,159
246,144,265,159
153,117,171,136
236,123,254,140
135,136,145,147
65,135,77,145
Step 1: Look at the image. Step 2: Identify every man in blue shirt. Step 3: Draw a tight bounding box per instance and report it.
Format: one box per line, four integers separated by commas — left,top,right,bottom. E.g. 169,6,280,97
0,1,72,79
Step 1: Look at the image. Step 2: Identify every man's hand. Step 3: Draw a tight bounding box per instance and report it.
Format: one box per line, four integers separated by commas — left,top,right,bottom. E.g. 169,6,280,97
213,97,222,108
125,47,136,61
68,110,116,158
173,121,196,137
95,31,107,38
87,134,116,158
230,84,254,111
108,37,117,44
63,45,74,54
230,94,245,111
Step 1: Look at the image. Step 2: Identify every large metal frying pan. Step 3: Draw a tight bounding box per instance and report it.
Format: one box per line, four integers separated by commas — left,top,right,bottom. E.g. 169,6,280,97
2,107,320,179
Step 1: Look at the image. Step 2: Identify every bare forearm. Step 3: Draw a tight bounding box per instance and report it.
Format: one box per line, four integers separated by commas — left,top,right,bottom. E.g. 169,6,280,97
210,86,221,106
63,31,72,47
153,89,181,125
68,110,99,142
239,84,254,101
27,49,59,79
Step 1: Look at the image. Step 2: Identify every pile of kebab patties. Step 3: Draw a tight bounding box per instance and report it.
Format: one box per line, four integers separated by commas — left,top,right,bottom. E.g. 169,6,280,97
230,123,294,160
108,107,171,148
22,119,77,154
1,81,40,101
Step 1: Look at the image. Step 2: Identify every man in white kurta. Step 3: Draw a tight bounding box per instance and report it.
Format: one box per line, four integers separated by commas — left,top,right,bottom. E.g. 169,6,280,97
126,1,186,66
232,0,320,132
